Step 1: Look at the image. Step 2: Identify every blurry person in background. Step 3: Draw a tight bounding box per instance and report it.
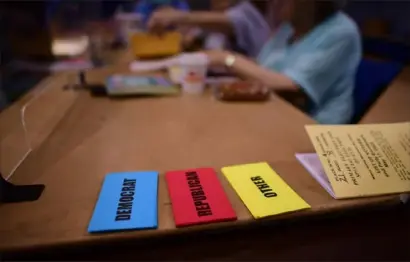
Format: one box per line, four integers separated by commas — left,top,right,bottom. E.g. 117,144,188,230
181,0,236,51
136,0,195,50
210,0,233,11
202,0,239,51
149,0,270,56
148,0,361,125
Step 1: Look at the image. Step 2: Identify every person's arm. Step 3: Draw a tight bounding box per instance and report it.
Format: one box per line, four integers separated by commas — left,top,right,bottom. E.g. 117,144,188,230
182,12,234,34
148,10,234,35
207,50,299,91
207,27,359,96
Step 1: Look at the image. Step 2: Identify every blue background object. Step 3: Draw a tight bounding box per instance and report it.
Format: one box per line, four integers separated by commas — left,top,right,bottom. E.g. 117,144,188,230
363,38,410,64
352,58,403,123
88,171,159,233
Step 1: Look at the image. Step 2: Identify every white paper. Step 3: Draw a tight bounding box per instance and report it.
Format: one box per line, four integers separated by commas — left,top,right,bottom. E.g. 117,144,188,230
296,153,410,203
295,153,336,198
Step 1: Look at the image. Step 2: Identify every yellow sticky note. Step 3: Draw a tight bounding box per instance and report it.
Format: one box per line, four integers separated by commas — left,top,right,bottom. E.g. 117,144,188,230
222,162,310,219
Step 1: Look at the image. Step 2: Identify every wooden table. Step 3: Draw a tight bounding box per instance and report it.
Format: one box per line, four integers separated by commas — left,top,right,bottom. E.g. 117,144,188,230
0,67,409,260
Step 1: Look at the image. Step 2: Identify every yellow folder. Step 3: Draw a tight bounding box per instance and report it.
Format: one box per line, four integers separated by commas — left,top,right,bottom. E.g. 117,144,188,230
130,32,182,58
222,162,310,219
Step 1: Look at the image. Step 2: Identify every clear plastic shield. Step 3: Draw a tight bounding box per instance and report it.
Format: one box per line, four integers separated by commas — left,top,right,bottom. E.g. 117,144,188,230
0,73,79,180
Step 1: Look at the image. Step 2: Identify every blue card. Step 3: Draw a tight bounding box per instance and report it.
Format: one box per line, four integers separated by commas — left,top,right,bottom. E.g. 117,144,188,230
88,171,159,233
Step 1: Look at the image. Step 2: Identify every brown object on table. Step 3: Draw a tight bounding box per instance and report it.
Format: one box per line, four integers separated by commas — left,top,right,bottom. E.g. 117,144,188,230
360,67,410,124
0,66,408,260
215,81,270,102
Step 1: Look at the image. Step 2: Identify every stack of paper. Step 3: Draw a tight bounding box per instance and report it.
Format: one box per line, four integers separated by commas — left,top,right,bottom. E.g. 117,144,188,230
299,122,410,199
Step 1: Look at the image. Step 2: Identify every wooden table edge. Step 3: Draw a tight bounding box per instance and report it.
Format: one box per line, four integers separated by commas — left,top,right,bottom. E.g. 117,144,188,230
1,195,402,253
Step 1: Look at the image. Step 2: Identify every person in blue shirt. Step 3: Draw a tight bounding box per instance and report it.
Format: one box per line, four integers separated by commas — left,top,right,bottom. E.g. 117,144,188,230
148,0,361,124
136,0,190,26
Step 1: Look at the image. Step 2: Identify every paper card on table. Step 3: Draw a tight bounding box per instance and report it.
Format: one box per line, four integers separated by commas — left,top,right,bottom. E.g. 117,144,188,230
305,122,410,199
222,162,310,219
296,153,336,198
165,168,237,227
106,75,179,96
88,171,158,233
296,153,410,202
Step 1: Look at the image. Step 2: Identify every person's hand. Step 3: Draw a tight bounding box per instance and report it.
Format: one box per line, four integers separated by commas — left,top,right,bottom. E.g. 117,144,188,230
147,8,187,33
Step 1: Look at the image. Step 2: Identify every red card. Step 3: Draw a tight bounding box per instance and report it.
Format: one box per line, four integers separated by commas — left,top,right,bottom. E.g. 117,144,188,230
165,168,237,227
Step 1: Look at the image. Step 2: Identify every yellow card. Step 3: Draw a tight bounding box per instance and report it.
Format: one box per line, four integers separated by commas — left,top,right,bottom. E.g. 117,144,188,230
305,122,410,199
222,162,310,219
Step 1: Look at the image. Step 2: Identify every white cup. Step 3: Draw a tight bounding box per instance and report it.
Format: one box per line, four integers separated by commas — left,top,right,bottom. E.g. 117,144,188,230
178,53,209,94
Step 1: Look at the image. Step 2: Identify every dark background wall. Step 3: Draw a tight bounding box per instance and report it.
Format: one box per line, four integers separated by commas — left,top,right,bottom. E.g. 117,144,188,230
186,0,211,10
346,1,410,43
